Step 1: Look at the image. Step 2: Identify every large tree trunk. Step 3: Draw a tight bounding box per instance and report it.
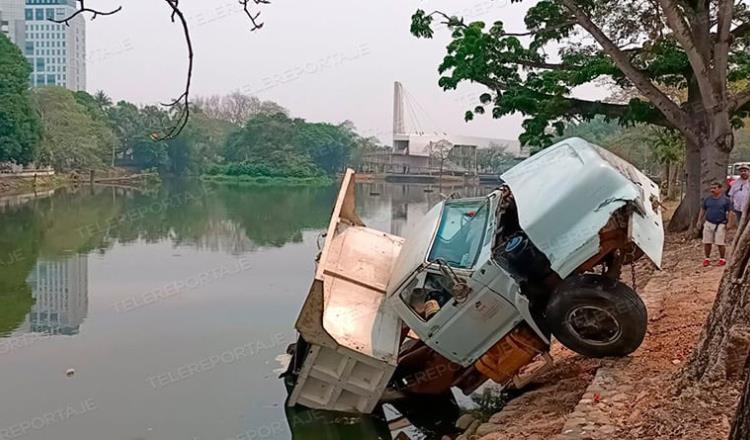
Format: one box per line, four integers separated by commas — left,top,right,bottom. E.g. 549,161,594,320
668,138,701,232
681,107,739,385
730,355,750,440
681,202,750,386
701,136,731,190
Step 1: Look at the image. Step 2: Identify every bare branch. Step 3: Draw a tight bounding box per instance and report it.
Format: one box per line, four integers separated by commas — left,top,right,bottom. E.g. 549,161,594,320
49,0,122,27
154,0,193,141
240,0,270,32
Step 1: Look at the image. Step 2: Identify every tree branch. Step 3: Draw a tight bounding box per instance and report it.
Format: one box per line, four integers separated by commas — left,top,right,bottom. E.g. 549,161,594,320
54,0,267,140
516,60,568,70
655,0,717,109
732,22,750,38
50,0,122,27
155,0,193,141
426,9,576,37
474,77,672,127
240,0,270,31
714,0,735,103
565,97,672,126
731,88,750,113
559,0,698,143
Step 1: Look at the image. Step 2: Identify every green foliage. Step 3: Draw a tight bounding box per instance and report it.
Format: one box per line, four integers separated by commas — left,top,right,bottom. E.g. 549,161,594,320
410,3,750,148
0,34,41,164
206,155,324,179
202,174,332,186
23,87,375,178
32,87,117,171
219,112,369,180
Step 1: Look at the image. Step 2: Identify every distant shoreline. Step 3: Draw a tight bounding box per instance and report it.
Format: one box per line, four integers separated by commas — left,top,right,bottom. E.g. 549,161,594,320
0,174,68,198
201,174,334,186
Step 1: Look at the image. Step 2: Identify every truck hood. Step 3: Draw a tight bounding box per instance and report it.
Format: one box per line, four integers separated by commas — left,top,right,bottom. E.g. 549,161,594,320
500,138,664,278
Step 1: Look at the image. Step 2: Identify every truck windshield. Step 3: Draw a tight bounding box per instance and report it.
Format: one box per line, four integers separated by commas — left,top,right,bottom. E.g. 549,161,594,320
428,199,489,269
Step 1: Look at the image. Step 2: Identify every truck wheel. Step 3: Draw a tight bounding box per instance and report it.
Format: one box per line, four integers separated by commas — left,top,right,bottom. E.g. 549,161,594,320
545,274,647,358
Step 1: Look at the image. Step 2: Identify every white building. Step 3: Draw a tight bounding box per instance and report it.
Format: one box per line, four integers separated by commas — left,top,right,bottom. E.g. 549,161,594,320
23,0,86,90
25,255,89,335
0,0,25,46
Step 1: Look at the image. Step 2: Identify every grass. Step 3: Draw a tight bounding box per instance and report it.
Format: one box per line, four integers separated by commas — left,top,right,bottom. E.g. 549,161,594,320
201,174,334,187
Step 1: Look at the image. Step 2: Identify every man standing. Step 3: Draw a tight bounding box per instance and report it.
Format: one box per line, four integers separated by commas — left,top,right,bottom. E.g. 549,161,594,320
729,164,750,225
697,181,731,267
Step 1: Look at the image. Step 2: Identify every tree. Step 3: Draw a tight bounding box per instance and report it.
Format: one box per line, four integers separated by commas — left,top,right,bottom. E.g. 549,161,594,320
74,91,121,166
427,139,453,176
731,359,750,440
0,34,41,165
295,121,357,174
476,144,518,174
410,0,750,231
163,109,235,175
193,92,288,125
93,90,113,109
32,87,115,171
649,128,685,200
223,112,299,163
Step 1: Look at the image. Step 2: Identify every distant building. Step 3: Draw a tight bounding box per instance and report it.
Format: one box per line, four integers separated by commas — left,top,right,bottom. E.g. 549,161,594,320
23,0,86,90
0,0,25,46
25,255,89,335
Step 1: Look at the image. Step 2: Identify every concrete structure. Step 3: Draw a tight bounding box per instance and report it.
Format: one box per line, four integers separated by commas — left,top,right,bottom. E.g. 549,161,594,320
362,82,526,177
0,0,25,46
23,0,86,90
24,255,89,335
392,82,524,158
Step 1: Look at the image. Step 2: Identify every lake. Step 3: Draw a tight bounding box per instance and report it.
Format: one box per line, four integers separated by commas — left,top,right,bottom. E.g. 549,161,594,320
0,179,490,440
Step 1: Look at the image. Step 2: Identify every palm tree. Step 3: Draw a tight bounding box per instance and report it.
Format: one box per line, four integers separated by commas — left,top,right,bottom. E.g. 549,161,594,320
93,90,113,110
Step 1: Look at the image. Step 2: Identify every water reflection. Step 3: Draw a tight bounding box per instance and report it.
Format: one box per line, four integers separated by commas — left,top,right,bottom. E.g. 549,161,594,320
23,256,89,335
0,179,492,440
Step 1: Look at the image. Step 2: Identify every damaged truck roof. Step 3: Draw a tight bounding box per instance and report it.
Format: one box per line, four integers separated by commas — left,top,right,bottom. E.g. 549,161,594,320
501,137,664,278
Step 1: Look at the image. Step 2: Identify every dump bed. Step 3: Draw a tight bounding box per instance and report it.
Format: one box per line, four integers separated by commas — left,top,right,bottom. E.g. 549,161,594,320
288,170,404,413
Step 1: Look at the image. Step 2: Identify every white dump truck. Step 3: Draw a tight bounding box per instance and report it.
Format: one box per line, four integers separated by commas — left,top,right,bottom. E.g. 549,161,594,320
282,137,664,414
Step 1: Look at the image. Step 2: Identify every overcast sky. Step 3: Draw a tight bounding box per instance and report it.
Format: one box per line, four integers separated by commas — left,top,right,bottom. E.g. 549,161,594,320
86,0,606,144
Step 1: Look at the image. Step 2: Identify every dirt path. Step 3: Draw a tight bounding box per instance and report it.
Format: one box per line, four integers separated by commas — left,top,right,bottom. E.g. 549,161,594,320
473,235,739,440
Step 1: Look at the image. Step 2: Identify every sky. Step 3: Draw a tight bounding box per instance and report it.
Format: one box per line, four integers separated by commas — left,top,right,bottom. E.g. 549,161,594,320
86,0,606,144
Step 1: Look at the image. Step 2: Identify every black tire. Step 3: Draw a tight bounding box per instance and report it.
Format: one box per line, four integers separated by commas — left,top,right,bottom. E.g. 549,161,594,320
545,274,647,358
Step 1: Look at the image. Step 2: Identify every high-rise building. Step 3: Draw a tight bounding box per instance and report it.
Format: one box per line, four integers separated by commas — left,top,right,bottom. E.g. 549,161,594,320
0,0,25,46
23,0,85,90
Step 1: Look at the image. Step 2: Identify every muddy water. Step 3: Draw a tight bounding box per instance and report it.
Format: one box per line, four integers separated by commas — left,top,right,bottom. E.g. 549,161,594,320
0,180,487,440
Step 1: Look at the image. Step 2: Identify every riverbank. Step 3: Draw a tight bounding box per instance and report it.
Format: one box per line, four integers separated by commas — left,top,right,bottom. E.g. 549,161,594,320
0,173,69,197
201,174,333,186
449,233,739,440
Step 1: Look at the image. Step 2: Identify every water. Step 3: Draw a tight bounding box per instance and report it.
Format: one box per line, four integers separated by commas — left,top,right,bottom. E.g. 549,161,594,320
0,180,488,440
